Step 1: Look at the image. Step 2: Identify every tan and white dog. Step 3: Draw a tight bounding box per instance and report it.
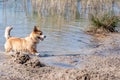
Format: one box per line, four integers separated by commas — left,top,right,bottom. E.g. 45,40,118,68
4,26,46,55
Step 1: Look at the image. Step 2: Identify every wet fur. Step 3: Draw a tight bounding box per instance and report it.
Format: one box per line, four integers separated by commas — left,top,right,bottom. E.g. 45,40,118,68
4,26,45,54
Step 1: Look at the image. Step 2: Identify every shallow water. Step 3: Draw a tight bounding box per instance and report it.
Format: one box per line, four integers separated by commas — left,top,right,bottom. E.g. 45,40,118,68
0,0,119,68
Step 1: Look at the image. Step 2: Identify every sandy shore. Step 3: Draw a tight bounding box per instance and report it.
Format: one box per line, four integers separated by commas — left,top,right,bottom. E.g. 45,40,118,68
0,33,120,80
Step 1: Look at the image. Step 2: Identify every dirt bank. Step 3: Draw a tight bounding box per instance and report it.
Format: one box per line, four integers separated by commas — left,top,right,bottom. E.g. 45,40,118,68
0,33,120,80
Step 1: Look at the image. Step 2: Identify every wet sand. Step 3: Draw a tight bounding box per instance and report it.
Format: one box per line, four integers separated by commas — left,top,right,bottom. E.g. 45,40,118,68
0,33,120,80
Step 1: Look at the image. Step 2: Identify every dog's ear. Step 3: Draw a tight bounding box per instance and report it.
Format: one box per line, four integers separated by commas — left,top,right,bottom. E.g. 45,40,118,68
33,26,39,32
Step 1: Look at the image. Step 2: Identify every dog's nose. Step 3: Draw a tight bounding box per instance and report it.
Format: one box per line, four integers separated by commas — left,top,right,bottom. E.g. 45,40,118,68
44,36,46,38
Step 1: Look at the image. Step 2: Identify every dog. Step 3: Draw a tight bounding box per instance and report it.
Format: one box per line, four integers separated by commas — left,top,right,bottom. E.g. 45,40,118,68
4,26,46,55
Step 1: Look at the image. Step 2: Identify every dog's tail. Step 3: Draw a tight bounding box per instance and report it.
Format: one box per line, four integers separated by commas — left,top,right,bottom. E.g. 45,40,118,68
5,26,13,40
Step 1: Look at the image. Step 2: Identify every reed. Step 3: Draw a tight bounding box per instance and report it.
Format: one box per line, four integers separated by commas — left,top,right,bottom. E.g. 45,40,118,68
30,0,120,18
31,0,79,19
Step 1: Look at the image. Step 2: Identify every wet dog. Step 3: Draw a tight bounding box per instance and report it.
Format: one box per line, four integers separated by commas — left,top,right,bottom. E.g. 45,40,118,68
4,26,46,55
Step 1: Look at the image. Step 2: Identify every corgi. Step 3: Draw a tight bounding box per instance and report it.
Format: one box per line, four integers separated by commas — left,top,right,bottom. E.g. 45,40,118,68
4,26,46,54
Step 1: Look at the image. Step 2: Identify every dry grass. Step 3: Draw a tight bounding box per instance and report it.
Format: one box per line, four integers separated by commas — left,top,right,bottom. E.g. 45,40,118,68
89,13,120,33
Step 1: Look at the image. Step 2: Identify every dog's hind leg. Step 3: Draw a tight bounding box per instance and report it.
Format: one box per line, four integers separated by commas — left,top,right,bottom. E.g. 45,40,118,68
5,48,12,53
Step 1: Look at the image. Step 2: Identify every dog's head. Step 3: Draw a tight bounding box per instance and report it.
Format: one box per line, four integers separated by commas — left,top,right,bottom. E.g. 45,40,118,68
30,26,46,42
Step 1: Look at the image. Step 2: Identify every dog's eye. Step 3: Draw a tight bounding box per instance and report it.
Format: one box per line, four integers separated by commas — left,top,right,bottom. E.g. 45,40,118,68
40,32,42,35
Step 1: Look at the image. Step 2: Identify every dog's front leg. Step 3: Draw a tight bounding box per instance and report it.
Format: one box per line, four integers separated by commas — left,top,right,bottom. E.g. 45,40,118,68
29,48,39,56
30,48,38,54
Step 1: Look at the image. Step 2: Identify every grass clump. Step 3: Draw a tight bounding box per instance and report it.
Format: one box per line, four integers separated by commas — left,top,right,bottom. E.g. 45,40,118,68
89,13,120,33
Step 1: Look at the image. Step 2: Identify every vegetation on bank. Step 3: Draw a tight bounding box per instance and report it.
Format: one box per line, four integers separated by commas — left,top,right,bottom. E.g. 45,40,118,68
88,13,120,33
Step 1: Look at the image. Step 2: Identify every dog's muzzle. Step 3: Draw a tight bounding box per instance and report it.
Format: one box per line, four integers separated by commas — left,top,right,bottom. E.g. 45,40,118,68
39,35,46,41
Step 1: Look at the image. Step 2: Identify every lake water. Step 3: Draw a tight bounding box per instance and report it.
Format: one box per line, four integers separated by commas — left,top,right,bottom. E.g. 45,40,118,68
0,0,119,68
0,0,94,55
